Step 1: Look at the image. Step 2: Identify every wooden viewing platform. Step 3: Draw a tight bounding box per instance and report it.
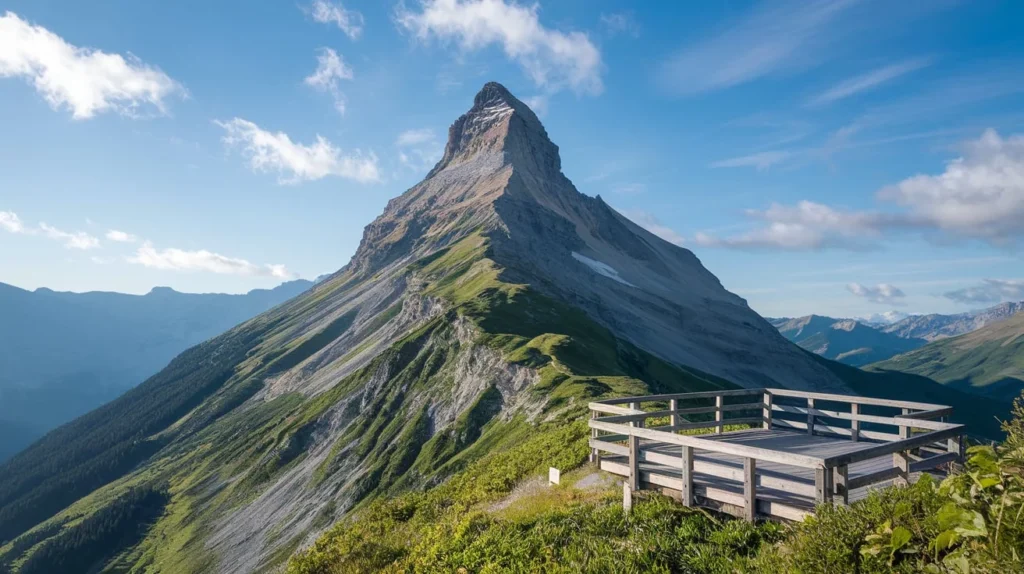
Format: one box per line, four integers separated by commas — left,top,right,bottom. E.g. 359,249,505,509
588,388,966,522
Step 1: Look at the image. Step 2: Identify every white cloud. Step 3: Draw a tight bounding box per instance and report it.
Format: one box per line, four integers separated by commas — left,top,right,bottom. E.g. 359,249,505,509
39,222,100,249
128,241,293,278
0,11,183,119
396,128,443,172
806,57,931,107
396,128,436,147
304,47,352,115
0,210,25,233
396,0,603,95
657,0,859,95
216,118,379,184
522,94,548,116
105,229,137,243
600,12,640,38
879,129,1024,244
710,150,794,171
700,130,1024,250
621,209,686,246
694,201,883,250
944,279,1024,305
847,283,906,306
310,0,364,40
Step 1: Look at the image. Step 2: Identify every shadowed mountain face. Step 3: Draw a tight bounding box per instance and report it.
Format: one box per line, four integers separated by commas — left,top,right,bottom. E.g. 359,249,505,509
0,280,312,461
770,315,926,366
870,311,1024,402
0,83,997,574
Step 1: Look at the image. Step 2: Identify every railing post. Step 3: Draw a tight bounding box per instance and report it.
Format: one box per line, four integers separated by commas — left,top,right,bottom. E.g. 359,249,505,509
894,449,910,486
743,457,756,522
670,398,678,430
629,402,641,491
807,398,816,435
628,433,640,492
762,391,772,430
835,465,849,505
948,433,963,462
850,403,860,442
681,445,693,507
589,410,600,465
715,395,723,434
631,402,644,429
815,466,834,505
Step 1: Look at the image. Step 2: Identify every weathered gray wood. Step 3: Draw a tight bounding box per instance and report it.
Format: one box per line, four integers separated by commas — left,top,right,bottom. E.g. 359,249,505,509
821,425,964,467
815,466,834,504
763,391,773,430
630,402,644,429
851,403,860,442
910,452,957,472
587,420,825,468
773,405,958,432
590,410,600,464
715,395,724,434
589,438,629,457
598,388,765,405
893,450,910,486
670,399,678,429
806,398,816,436
628,434,641,490
743,458,756,521
588,403,644,415
766,388,950,412
835,465,849,505
848,466,901,490
681,445,693,507
623,481,633,512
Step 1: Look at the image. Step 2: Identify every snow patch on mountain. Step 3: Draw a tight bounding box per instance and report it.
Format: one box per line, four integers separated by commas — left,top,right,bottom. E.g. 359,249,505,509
571,252,635,287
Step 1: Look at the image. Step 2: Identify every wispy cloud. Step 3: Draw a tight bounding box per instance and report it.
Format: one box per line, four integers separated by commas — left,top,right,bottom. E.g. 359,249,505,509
600,12,640,38
105,229,137,243
847,282,907,305
216,118,379,184
806,57,932,107
710,150,794,171
396,128,436,147
396,0,603,95
694,201,884,251
304,47,353,114
656,0,861,95
309,0,364,40
612,183,646,195
128,241,293,278
944,279,1024,304
39,222,100,250
0,11,184,119
0,210,25,233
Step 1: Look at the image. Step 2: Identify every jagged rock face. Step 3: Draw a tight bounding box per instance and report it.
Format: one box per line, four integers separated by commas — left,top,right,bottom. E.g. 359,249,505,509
353,82,846,391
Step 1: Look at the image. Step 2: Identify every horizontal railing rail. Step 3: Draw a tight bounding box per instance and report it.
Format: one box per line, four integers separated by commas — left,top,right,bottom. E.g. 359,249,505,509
588,387,965,522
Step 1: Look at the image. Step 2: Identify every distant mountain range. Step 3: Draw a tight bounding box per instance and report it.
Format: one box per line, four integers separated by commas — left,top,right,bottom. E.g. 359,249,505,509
0,280,312,461
869,311,1024,402
881,302,1024,341
770,301,1024,367
769,315,926,366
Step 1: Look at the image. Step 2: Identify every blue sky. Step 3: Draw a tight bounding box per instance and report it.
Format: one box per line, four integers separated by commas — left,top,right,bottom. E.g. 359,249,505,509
1,0,1022,320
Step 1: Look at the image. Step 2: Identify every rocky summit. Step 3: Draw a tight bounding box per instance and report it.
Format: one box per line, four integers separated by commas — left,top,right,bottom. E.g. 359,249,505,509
1,83,977,574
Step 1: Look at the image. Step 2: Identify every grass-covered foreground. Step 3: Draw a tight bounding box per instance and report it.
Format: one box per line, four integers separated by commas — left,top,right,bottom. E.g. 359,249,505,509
289,396,1024,573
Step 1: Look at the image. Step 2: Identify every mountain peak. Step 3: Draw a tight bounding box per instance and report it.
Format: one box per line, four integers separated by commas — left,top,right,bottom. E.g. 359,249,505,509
430,81,557,177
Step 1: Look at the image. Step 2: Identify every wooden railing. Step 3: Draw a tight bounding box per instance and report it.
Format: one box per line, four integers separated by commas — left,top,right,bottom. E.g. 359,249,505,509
589,388,965,521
